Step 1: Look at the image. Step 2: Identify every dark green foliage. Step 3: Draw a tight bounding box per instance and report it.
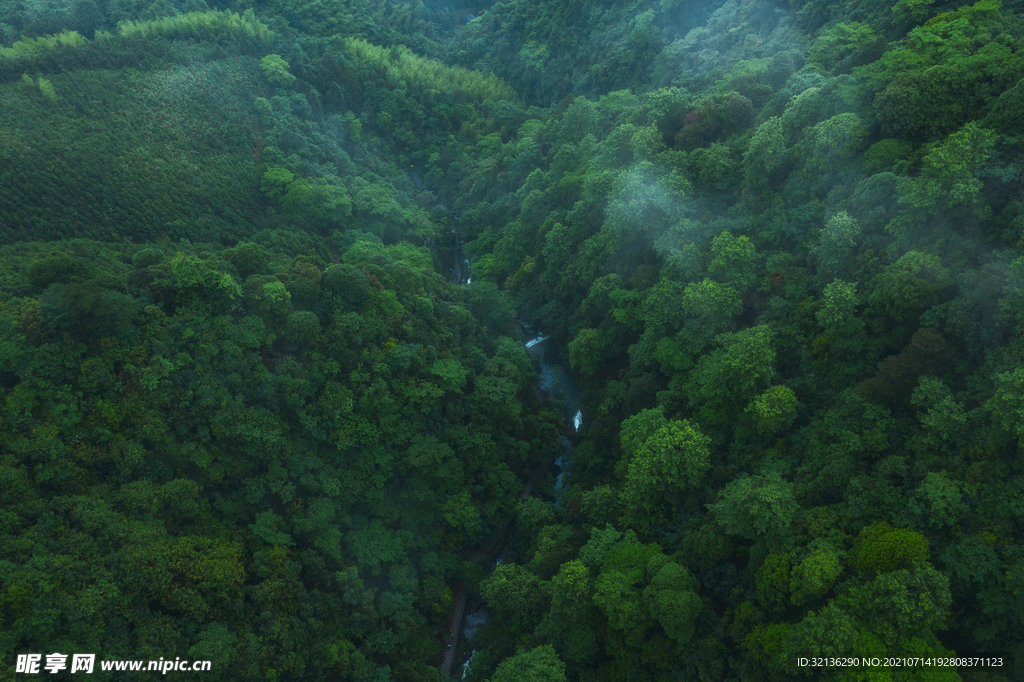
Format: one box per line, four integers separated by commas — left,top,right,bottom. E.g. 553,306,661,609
0,236,535,680
3,1,1024,680
983,78,1024,136
481,564,551,636
285,310,320,346
850,521,930,575
320,263,370,309
756,553,792,615
230,243,270,279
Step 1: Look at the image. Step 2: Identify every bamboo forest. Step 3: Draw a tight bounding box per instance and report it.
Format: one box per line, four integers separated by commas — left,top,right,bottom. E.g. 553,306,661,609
1,0,1024,679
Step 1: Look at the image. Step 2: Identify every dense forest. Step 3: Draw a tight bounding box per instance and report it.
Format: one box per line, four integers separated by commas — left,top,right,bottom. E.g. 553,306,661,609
1,0,1023,680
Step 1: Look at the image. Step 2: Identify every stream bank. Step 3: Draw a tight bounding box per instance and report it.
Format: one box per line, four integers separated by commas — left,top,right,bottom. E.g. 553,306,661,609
441,323,583,678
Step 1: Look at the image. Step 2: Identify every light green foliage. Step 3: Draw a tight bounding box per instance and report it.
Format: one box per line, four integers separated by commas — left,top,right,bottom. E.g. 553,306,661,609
539,559,601,663
259,166,295,197
867,1,1010,141
260,54,296,86
897,123,997,212
857,0,1003,91
171,252,213,289
781,86,825,140
620,419,712,531
579,525,637,567
817,279,863,340
596,89,640,128
429,358,468,393
709,472,798,549
593,562,651,637
619,406,668,459
813,212,861,279
345,38,516,104
631,124,664,162
516,498,557,556
743,117,786,190
519,40,550,71
36,76,57,103
713,58,772,91
261,280,291,305
745,385,800,436
342,111,362,141
687,325,775,418
118,10,274,45
790,549,842,605
488,645,567,682
0,30,87,63
709,231,758,290
654,333,694,373
808,22,881,71
850,522,930,575
592,541,665,646
551,559,590,611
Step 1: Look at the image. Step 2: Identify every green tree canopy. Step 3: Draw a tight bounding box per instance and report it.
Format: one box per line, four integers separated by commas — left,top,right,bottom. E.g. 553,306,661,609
620,419,712,532
709,472,798,550
489,645,568,682
260,54,296,86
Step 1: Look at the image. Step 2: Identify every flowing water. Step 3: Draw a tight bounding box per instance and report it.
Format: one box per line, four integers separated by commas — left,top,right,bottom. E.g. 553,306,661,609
523,325,582,504
456,330,582,679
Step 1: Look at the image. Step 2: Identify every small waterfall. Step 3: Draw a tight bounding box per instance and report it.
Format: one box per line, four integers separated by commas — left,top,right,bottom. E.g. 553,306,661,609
525,334,548,349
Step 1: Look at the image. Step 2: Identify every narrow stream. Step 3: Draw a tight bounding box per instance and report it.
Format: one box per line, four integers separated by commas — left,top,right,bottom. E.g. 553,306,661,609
453,327,583,679
522,324,582,506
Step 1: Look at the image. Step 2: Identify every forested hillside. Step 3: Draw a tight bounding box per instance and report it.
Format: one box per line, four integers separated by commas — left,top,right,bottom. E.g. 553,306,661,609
1,0,1022,681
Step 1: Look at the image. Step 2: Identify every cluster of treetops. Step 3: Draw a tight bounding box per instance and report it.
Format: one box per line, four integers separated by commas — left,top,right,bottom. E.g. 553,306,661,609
0,0,1023,680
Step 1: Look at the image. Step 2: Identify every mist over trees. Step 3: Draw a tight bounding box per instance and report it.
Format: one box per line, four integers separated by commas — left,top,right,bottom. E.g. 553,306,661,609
1,0,1023,681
